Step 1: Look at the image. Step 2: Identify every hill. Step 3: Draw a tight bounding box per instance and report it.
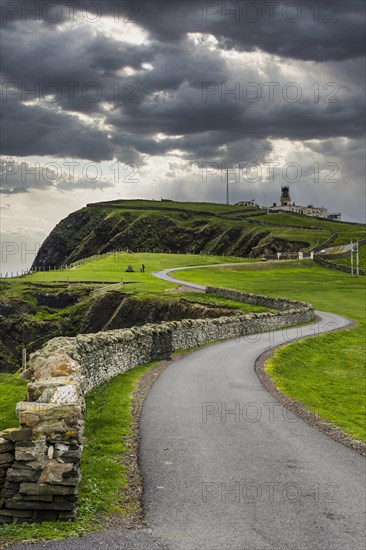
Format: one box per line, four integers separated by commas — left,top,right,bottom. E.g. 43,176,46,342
31,199,366,269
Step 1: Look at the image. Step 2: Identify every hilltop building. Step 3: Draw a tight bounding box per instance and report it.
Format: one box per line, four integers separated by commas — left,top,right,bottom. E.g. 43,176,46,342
270,187,341,220
235,200,259,207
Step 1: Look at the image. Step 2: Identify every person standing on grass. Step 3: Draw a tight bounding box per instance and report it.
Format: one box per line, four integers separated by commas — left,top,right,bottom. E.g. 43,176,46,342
142,264,145,272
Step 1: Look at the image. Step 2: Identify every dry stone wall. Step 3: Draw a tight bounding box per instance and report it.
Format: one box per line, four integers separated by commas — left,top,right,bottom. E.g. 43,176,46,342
0,287,314,524
206,286,309,311
313,254,366,276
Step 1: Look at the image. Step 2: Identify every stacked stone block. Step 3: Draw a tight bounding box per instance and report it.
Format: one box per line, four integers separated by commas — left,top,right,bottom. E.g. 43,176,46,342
0,361,84,524
206,286,313,311
0,436,15,501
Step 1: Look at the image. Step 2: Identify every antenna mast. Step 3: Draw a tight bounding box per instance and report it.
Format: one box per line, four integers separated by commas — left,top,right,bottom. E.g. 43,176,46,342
226,169,229,205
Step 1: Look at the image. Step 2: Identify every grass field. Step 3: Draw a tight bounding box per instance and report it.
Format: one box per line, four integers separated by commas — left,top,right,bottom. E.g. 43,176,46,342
88,199,261,215
101,209,336,250
174,260,366,441
5,252,248,292
0,253,270,376
91,208,321,249
2,255,365,442
0,253,249,306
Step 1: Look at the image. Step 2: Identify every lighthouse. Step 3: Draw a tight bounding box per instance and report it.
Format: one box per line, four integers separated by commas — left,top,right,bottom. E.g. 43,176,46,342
280,186,291,206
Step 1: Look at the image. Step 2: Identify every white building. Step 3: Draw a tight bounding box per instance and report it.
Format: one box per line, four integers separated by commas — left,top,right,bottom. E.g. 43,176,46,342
270,187,341,220
235,200,259,207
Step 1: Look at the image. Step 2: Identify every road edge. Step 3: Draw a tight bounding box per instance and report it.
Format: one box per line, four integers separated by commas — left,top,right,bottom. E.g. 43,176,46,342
255,320,366,457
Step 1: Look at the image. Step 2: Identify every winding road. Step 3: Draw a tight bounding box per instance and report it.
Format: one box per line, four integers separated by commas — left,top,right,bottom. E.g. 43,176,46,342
11,266,365,550
140,267,365,550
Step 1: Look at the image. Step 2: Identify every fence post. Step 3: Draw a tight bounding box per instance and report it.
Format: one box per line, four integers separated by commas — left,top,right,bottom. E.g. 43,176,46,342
22,347,27,372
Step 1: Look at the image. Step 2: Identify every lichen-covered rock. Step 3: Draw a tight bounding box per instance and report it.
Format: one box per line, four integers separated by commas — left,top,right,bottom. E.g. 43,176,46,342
1,428,33,442
27,377,85,403
16,402,83,435
38,460,74,485
15,438,47,463
50,385,81,406
30,351,81,380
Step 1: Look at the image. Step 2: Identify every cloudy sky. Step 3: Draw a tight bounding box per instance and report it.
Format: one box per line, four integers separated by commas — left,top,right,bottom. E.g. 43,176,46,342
1,0,365,272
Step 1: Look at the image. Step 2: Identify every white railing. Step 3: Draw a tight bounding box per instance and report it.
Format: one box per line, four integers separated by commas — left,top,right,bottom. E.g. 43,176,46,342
90,282,124,297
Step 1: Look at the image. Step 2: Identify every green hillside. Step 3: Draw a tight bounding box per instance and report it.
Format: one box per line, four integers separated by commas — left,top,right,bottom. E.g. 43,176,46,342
31,200,366,269
251,212,366,245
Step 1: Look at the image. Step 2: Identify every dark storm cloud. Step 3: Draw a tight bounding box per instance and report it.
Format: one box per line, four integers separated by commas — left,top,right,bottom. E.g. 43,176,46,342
1,95,115,160
1,25,154,81
0,0,364,171
0,24,156,116
109,85,364,140
105,55,364,163
1,24,156,80
2,1,365,62
132,0,366,62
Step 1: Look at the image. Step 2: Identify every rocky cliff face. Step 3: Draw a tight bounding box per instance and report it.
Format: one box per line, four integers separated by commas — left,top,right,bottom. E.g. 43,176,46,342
31,209,107,268
0,288,89,373
79,292,237,333
0,287,237,373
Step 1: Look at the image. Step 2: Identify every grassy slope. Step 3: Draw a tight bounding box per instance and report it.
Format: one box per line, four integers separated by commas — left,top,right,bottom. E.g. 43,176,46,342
0,254,267,427
0,255,268,417
96,208,332,249
32,203,366,274
0,254,267,375
98,206,366,250
88,199,260,214
92,208,321,252
251,212,366,245
173,260,366,441
0,254,228,307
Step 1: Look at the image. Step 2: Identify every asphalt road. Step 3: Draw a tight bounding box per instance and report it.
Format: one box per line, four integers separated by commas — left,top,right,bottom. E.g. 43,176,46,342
140,309,365,550
153,263,244,290
8,529,165,550
10,269,365,550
